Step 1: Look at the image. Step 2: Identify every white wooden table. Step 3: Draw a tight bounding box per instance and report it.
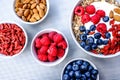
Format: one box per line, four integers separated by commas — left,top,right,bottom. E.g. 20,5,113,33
0,0,120,80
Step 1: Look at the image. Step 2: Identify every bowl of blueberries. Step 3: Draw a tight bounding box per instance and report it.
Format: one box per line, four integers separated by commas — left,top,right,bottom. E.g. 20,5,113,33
61,58,99,80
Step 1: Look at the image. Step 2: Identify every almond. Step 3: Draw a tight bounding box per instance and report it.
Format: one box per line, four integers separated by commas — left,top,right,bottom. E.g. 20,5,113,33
39,3,46,9
41,0,46,5
114,8,120,14
114,15,120,22
24,9,30,17
33,13,40,20
39,8,44,18
23,4,28,9
23,0,30,4
31,3,37,9
22,16,27,21
27,14,31,21
33,8,38,14
29,17,36,22
109,10,114,18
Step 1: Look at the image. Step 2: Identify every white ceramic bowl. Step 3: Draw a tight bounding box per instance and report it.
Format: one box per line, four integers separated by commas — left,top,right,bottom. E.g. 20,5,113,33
0,21,28,58
31,28,69,66
13,0,49,25
70,0,120,58
61,58,99,80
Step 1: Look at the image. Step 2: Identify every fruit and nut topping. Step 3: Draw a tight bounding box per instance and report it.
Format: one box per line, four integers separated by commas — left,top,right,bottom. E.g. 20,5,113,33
14,0,47,22
62,59,99,80
72,0,120,55
0,23,26,56
34,31,67,62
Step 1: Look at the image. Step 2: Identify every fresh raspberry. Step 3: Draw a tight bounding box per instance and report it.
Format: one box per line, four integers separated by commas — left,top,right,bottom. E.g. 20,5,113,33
35,38,42,48
38,46,48,55
96,10,105,17
40,36,50,46
53,33,63,43
91,14,101,24
74,6,85,16
97,23,107,34
57,48,65,58
81,14,91,24
85,5,96,14
38,54,48,62
48,55,57,62
58,40,67,49
48,31,57,40
42,33,48,38
48,45,57,57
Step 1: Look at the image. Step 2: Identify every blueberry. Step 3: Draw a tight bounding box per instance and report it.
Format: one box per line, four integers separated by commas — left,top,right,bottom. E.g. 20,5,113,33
79,26,86,32
91,69,98,75
76,60,83,66
90,25,96,31
92,43,98,49
103,40,109,45
85,72,90,78
66,64,72,70
105,32,111,39
88,65,94,71
103,16,109,22
82,61,89,67
84,45,91,51
80,34,87,41
75,71,81,79
94,33,101,39
87,78,92,80
69,71,74,77
80,41,86,48
96,39,103,45
63,74,70,80
85,30,90,35
65,70,69,74
80,64,88,72
91,74,97,80
87,37,94,44
72,64,79,71
80,74,86,80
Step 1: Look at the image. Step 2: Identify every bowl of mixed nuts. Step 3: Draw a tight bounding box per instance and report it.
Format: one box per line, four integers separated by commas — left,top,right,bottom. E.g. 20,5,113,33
70,0,120,58
13,0,49,24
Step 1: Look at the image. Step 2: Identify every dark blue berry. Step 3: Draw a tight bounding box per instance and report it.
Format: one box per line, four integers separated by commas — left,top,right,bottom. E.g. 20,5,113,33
82,61,89,67
80,64,88,72
65,70,69,74
87,37,94,44
80,26,86,32
85,30,90,35
80,41,86,48
69,71,74,77
88,65,94,71
105,32,111,39
75,71,81,79
103,16,109,22
90,25,96,31
63,74,70,80
92,43,98,49
66,64,72,70
103,40,109,45
84,45,91,51
80,34,87,41
96,39,103,45
91,74,97,80
80,74,86,80
72,64,79,71
91,69,98,75
94,33,101,39
85,72,91,78
76,60,83,66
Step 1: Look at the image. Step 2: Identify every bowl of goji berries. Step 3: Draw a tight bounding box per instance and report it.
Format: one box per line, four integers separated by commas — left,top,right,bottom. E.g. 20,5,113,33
70,0,120,58
31,28,69,66
0,21,28,58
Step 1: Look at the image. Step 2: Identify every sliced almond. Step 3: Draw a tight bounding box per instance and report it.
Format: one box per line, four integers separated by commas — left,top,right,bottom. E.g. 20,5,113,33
109,10,114,18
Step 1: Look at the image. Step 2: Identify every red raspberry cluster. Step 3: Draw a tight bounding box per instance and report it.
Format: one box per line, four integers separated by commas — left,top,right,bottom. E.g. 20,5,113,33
34,31,67,62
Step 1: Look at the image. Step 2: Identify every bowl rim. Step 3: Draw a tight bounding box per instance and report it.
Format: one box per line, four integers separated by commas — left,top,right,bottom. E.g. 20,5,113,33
13,0,49,25
61,58,99,80
31,28,69,66
69,0,120,58
0,21,28,58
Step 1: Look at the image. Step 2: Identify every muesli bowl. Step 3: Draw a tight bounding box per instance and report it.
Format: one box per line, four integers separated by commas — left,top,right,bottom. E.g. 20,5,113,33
70,0,120,58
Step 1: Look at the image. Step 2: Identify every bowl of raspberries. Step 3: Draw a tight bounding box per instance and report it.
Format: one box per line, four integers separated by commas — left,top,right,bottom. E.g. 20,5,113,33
61,58,99,80
31,28,69,66
71,0,120,58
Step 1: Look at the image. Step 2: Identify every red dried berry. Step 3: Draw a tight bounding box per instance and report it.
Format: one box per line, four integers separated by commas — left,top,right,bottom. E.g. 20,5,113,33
81,14,91,24
53,33,63,43
74,6,85,16
96,10,105,17
40,36,50,46
91,14,100,24
57,48,65,58
48,55,57,62
86,5,96,14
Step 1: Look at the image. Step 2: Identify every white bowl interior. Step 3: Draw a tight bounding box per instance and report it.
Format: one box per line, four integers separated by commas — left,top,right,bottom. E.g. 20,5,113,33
0,21,28,59
31,28,69,66
70,0,120,58
13,0,49,25
61,58,99,80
